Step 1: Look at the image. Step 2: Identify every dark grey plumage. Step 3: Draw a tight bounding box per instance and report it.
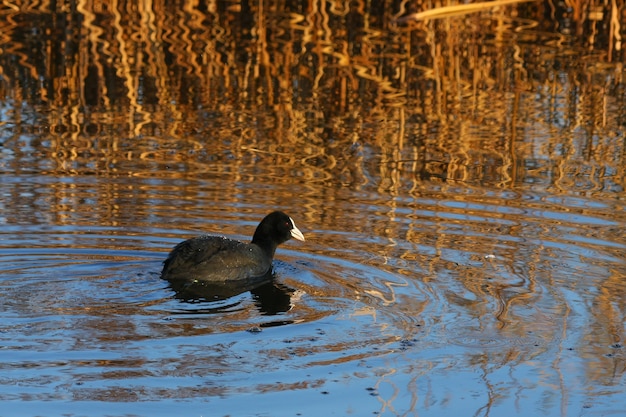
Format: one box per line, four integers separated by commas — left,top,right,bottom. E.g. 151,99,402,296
161,211,305,282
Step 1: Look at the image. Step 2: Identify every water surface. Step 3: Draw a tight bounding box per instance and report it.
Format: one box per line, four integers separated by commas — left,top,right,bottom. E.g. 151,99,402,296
0,1,625,416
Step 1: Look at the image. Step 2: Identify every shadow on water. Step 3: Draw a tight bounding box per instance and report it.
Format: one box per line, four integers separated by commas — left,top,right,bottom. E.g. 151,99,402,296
166,274,296,318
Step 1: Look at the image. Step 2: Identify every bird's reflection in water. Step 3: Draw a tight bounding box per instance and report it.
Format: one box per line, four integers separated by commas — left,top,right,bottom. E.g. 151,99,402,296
167,274,295,317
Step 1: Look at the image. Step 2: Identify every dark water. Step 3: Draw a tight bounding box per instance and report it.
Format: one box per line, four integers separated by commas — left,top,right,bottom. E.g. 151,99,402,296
1,1,625,416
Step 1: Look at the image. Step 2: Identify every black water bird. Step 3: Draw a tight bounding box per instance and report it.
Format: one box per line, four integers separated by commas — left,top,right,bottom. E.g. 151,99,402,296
161,211,305,283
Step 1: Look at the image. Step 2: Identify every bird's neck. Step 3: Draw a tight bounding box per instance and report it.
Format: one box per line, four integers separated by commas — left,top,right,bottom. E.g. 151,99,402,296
251,236,277,259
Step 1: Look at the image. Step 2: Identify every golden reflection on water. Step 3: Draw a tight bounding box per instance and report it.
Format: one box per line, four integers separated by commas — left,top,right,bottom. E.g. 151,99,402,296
0,0,623,186
0,0,625,413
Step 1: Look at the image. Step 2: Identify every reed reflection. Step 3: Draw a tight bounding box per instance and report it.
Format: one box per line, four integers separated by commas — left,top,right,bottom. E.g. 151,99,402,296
0,0,622,195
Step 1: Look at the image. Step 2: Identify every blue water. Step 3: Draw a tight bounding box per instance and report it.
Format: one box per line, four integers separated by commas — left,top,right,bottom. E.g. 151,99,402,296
1,172,624,416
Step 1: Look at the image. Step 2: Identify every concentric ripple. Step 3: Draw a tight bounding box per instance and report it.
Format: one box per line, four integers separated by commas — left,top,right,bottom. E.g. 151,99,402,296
1,174,625,416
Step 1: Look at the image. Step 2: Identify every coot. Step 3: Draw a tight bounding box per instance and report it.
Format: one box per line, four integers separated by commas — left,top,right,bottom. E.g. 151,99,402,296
161,211,305,282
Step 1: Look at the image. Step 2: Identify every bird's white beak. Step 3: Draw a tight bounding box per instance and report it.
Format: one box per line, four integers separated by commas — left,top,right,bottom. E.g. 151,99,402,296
289,218,305,242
